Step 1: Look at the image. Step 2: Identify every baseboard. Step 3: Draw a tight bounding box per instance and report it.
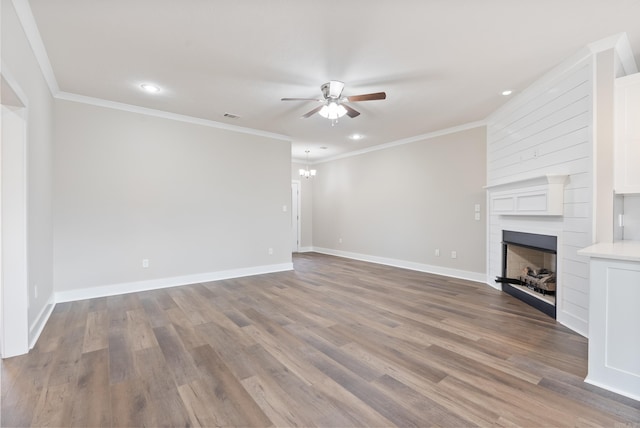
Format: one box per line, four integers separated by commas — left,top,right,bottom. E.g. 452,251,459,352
55,262,294,303
584,376,640,402
29,295,55,350
311,247,486,284
557,311,588,338
297,246,314,253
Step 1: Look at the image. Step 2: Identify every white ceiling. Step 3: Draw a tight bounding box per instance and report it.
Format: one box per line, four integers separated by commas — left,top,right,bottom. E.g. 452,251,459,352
24,0,640,162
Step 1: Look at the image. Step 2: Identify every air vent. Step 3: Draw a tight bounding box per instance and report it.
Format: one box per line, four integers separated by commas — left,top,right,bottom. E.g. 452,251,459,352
223,112,240,119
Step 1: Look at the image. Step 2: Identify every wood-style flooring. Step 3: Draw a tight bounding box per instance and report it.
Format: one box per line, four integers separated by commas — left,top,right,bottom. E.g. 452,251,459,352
2,252,639,427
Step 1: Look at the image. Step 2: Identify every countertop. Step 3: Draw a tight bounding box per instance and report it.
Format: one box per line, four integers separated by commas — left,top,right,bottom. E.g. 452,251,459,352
578,241,640,262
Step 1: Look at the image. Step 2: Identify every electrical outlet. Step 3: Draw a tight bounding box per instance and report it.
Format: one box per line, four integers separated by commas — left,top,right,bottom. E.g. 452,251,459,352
475,212,481,221
34,285,38,299
435,249,440,256
268,248,273,255
451,251,457,259
142,259,149,268
339,238,343,244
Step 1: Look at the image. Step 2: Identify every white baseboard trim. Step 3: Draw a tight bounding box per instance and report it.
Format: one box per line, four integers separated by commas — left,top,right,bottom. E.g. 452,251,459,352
311,247,486,284
29,295,55,350
557,311,588,338
584,376,640,402
486,280,501,291
55,262,294,303
297,247,314,253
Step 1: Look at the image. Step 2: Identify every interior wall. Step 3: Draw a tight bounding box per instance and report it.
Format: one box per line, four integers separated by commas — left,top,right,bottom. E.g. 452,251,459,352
312,126,487,278
1,0,55,343
291,162,313,249
623,195,640,240
53,99,292,296
486,54,595,336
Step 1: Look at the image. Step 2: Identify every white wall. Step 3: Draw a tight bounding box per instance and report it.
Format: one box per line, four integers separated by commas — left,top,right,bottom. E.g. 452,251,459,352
1,0,55,346
486,54,595,336
623,195,640,240
311,126,487,281
54,99,292,299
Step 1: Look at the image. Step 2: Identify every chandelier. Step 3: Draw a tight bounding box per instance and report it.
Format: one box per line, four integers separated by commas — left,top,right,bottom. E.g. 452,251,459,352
299,150,316,178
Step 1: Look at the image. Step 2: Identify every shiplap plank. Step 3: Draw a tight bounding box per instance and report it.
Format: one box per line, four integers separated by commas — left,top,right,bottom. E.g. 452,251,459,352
486,56,593,336
488,63,591,143
489,94,590,158
489,126,589,170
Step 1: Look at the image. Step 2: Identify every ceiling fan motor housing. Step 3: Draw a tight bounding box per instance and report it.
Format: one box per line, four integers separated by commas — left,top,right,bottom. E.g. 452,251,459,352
321,81,345,99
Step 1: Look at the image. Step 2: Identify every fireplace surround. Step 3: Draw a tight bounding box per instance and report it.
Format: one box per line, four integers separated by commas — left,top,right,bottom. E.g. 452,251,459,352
497,230,557,318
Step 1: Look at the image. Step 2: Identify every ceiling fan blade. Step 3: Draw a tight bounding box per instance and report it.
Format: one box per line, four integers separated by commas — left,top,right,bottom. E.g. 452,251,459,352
301,105,323,118
281,97,322,101
346,92,387,102
343,104,361,118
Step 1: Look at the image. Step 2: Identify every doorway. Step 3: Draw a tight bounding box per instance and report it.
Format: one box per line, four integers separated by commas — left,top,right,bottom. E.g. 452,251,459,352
291,181,301,252
1,73,30,358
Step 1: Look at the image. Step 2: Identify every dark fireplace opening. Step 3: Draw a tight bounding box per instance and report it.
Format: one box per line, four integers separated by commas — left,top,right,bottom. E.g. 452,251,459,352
496,230,557,319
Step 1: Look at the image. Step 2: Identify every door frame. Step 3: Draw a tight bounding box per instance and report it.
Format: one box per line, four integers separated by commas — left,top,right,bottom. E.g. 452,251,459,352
291,180,301,253
1,68,30,358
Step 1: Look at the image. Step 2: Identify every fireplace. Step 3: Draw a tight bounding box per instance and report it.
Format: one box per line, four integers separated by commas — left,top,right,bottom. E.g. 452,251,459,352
496,230,557,318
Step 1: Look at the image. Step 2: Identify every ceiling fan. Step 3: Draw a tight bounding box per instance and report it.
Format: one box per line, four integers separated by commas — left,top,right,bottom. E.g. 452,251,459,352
281,81,386,121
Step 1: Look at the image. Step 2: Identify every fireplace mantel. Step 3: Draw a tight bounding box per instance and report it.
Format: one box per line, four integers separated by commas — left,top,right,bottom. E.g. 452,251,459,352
485,174,568,216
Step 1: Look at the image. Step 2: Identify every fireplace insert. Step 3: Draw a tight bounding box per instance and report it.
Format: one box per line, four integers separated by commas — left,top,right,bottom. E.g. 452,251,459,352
496,230,557,318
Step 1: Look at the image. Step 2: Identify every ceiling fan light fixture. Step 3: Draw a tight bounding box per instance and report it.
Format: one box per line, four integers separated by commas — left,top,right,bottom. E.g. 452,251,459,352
318,102,347,119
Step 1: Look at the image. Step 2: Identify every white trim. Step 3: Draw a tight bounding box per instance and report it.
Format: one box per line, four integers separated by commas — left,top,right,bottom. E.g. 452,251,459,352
297,246,314,253
312,121,486,164
291,180,301,253
311,247,487,283
1,63,30,108
588,32,638,75
28,295,55,350
584,377,640,403
0,91,30,358
55,92,291,142
55,262,294,303
10,0,59,95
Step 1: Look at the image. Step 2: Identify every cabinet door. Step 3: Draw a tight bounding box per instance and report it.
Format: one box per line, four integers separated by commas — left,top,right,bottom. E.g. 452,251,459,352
615,73,640,194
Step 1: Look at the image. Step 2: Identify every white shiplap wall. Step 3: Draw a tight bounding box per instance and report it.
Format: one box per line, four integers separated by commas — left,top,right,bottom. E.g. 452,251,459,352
486,57,594,337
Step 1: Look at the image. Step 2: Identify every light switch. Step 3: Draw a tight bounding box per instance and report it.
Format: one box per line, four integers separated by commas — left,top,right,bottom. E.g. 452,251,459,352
475,204,481,212
475,212,481,221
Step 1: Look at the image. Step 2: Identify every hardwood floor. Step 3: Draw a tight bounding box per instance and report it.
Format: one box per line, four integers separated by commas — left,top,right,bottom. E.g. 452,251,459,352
2,252,639,427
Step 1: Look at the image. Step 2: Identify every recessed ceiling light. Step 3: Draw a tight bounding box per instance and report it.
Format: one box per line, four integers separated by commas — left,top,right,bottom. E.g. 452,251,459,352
319,146,328,150
140,84,161,93
349,134,364,140
501,90,513,96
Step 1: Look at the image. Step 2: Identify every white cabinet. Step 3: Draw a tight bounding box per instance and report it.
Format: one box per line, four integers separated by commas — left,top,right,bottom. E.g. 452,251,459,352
577,242,640,401
615,73,640,194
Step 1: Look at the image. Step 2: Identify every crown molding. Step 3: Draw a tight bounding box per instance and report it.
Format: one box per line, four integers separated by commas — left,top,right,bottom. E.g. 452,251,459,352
588,32,638,75
312,121,486,165
56,91,291,141
11,0,59,95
